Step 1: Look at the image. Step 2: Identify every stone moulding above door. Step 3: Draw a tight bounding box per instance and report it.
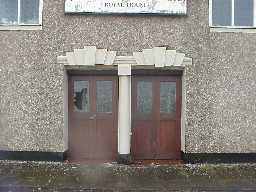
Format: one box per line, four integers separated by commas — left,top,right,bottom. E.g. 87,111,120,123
57,46,193,70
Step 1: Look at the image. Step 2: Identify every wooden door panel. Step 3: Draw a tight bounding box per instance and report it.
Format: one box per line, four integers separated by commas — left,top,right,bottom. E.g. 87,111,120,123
131,77,156,160
69,120,94,159
132,76,181,160
156,120,180,159
132,121,155,159
95,120,117,160
94,78,118,160
68,76,118,162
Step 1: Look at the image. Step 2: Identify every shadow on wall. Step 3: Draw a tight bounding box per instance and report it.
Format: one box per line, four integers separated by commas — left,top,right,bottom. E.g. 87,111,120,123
0,113,10,150
0,113,8,131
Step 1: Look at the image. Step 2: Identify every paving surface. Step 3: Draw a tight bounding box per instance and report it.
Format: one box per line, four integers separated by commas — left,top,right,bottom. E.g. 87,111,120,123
0,161,256,191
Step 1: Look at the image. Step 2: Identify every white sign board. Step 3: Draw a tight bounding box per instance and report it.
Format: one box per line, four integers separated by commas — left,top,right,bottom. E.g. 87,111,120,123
65,0,187,15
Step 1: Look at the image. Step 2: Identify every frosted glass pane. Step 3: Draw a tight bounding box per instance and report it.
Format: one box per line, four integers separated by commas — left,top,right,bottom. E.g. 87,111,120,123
20,0,39,24
212,0,232,26
97,81,112,113
74,81,90,112
0,0,18,24
137,81,152,113
160,82,176,113
234,0,253,26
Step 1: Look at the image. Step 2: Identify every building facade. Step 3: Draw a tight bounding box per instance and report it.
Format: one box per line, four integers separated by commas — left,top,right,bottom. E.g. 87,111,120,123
0,0,256,163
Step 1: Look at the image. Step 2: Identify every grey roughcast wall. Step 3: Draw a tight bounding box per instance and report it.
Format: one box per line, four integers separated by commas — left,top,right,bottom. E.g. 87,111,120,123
0,0,256,153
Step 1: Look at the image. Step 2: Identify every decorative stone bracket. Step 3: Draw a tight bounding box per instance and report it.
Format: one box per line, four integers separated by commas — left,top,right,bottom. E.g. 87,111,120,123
133,47,192,67
57,46,192,74
64,46,116,66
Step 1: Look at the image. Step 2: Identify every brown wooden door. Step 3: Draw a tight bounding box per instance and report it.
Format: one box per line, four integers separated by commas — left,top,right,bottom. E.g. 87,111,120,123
68,76,118,162
131,76,181,160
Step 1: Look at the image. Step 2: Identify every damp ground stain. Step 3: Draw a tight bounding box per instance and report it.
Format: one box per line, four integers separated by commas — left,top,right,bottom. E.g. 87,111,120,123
0,161,256,191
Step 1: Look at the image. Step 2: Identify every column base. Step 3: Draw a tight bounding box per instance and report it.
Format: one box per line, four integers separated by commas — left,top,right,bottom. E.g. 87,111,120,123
117,154,133,164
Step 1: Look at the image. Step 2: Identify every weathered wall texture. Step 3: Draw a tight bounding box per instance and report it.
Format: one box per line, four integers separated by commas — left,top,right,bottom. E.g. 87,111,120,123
0,0,255,153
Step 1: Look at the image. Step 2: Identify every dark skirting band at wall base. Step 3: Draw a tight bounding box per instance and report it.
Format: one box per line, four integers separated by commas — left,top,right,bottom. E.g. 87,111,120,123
0,151,256,163
182,152,256,164
0,151,67,162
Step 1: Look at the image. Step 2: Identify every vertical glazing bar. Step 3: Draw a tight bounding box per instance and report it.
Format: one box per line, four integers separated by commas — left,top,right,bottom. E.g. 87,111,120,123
39,0,43,25
209,0,212,26
231,0,235,26
18,0,21,24
254,0,256,26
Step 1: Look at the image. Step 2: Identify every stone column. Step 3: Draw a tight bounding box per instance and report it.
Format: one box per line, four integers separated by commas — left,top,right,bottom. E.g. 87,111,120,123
117,65,132,164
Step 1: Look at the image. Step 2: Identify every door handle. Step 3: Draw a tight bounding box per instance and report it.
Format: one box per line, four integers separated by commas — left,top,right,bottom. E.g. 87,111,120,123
89,114,96,120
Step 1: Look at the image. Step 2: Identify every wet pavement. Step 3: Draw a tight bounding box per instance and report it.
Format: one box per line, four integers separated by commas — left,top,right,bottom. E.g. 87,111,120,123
0,161,256,191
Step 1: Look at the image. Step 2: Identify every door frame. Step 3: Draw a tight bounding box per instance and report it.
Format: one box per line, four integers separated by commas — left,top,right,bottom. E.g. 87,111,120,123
131,74,182,160
58,46,192,163
63,68,187,162
131,69,186,155
67,73,119,161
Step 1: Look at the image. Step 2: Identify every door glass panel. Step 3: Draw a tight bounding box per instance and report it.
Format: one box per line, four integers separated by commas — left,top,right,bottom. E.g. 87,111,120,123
73,81,89,112
96,81,112,113
160,82,176,113
137,81,152,113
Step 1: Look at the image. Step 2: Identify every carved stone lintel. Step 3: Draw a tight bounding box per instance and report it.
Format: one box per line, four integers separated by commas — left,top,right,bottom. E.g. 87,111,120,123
57,46,192,68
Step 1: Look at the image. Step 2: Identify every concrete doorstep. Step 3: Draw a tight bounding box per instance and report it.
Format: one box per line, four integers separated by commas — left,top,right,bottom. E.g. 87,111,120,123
0,161,256,191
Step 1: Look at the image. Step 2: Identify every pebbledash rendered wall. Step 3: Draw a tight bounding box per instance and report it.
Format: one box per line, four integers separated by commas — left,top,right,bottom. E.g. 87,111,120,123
0,0,256,159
